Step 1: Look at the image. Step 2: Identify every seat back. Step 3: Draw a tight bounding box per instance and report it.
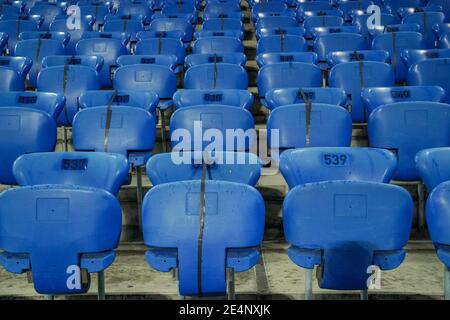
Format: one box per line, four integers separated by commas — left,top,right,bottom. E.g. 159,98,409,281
256,35,307,55
115,2,153,22
202,18,243,31
185,52,246,68
368,102,450,181
173,89,253,110
137,30,185,41
193,36,243,54
184,63,248,89
384,0,423,13
49,18,94,55
327,50,390,67
142,180,265,296
265,87,346,110
311,25,359,39
149,18,193,42
117,54,177,70
256,52,318,67
0,91,64,120
37,65,100,126
369,23,421,39
29,3,62,30
18,31,70,46
0,67,24,91
78,4,110,28
403,12,445,47
304,16,344,38
283,181,413,290
81,31,131,46
402,48,450,69
0,19,38,54
41,55,104,72
135,38,185,65
0,185,121,294
194,30,244,41
314,33,367,62
103,19,144,42
352,13,396,39
256,26,305,39
416,148,450,191
255,17,298,30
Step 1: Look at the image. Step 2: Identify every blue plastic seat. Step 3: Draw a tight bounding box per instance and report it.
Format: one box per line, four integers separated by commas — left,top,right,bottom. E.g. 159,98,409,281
329,61,395,122
283,180,413,290
194,30,244,41
397,5,443,19
81,31,131,46
304,16,344,38
0,185,121,295
135,38,186,68
203,18,243,31
257,35,307,55
384,0,423,14
204,3,242,20
416,148,450,191
252,2,289,22
299,10,344,23
256,52,318,67
372,32,425,83
184,63,248,89
257,62,322,105
403,12,445,47
352,13,397,40
76,37,128,87
114,1,153,24
402,48,450,69
0,91,65,120
0,106,56,184
408,58,450,103
170,105,255,151
338,0,374,20
193,36,243,54
362,86,446,117
173,89,253,110
142,180,265,297
440,33,450,48
368,101,450,181
78,5,110,30
161,3,198,23
0,19,38,54
79,90,159,114
255,17,298,31
49,18,94,55
117,54,178,71
185,52,246,68
29,3,62,30
314,33,367,63
18,30,70,46
428,0,450,20
311,25,359,39
72,106,156,166
149,18,193,42
0,31,7,50
152,11,195,23
265,87,346,110
267,103,352,152
41,55,104,72
280,147,397,189
103,18,144,44
327,50,390,67
297,1,333,13
0,56,32,78
0,66,24,90
256,26,304,40
0,3,20,18
369,23,421,39
37,65,100,126
137,30,185,42
433,23,450,42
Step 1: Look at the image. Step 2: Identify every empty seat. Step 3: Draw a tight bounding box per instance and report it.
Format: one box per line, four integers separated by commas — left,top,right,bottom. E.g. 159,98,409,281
372,32,425,83
265,87,346,110
76,37,128,87
184,63,248,90
18,30,70,46
0,91,64,121
362,86,446,117
408,58,450,103
81,31,131,46
203,18,243,31
256,52,318,67
338,0,374,20
416,148,450,191
0,56,32,78
267,103,352,152
193,36,243,54
256,16,298,32
173,89,253,110
440,33,450,48
149,18,193,43
352,13,396,40
161,3,198,23
384,0,423,14
135,38,186,68
403,12,445,47
329,61,395,122
298,10,344,23
283,181,413,291
304,16,344,38
78,4,110,30
368,102,450,181
327,50,390,67
41,55,104,72
103,19,144,44
117,54,178,71
142,180,265,296
279,147,397,189
314,33,367,63
0,67,24,91
204,3,242,20
194,30,244,41
311,25,359,39
185,53,247,68
297,1,333,12
37,65,100,126
402,48,450,69
49,18,94,55
0,19,38,54
137,30,185,42
256,35,307,55
256,26,304,40
369,23,421,39
114,1,153,23
29,3,62,30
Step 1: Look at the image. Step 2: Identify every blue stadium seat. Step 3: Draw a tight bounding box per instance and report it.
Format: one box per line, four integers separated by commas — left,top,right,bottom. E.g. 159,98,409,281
257,34,307,55
0,106,56,184
0,3,20,18
135,38,185,69
267,103,352,152
265,87,346,110
439,33,450,48
37,65,100,126
352,13,397,40
152,11,195,23
202,18,244,31
193,36,243,54
0,19,38,54
0,91,65,121
304,16,344,38
369,23,421,39
0,56,32,78
79,90,159,114
428,0,450,20
279,147,397,189
311,25,359,39
403,12,445,47
103,19,144,44
408,58,450,103
170,105,254,151
29,3,63,30
161,3,198,23
137,30,185,42
72,106,156,166
297,1,333,12
49,18,94,55
142,180,265,297
204,3,242,20
185,53,247,68
314,33,367,63
384,0,424,14
117,54,178,71
402,48,450,69
255,16,298,31
147,151,261,186
256,26,304,40
283,181,413,291
41,55,104,72
362,86,446,117
0,185,122,295
397,5,443,19
298,10,344,23
256,52,318,67
0,66,24,90
17,30,70,46
149,18,193,43
257,62,322,106
327,50,390,67
252,2,289,22
184,63,248,89
194,30,244,41
338,0,374,20
173,89,253,110
78,4,110,30
433,23,450,42
416,148,450,191
76,37,128,87
114,1,153,24
329,61,395,122
81,31,131,46
368,102,450,181
372,32,425,83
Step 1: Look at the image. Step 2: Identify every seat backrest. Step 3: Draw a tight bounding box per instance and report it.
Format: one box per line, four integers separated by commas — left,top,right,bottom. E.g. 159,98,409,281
403,12,445,47
78,4,110,27
0,67,24,91
256,26,304,39
76,37,128,87
384,0,423,13
41,55,104,72
103,18,144,41
116,54,177,70
402,48,450,69
338,0,373,17
0,185,121,294
0,91,64,120
0,19,38,54
149,17,193,42
267,103,352,150
297,1,333,12
280,147,397,188
314,33,367,61
362,85,446,116
29,3,62,30
311,25,359,39
416,148,450,191
408,58,450,103
256,52,318,67
193,36,243,54
257,62,322,99
256,34,307,55
137,30,185,41
115,2,153,21
49,18,93,55
0,56,32,78
368,101,450,181
329,61,395,122
433,23,450,40
0,107,56,184
135,38,186,64
113,64,176,100
369,23,421,39
194,29,243,39
283,180,413,290
72,106,156,158
81,31,131,46
304,16,344,38
265,87,346,110
170,105,255,151
17,30,70,46
37,65,100,126
173,89,253,110
255,16,298,30
202,18,243,31
185,52,246,68
142,180,265,296
352,13,397,39
327,50,390,66
184,63,248,89
440,33,450,49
